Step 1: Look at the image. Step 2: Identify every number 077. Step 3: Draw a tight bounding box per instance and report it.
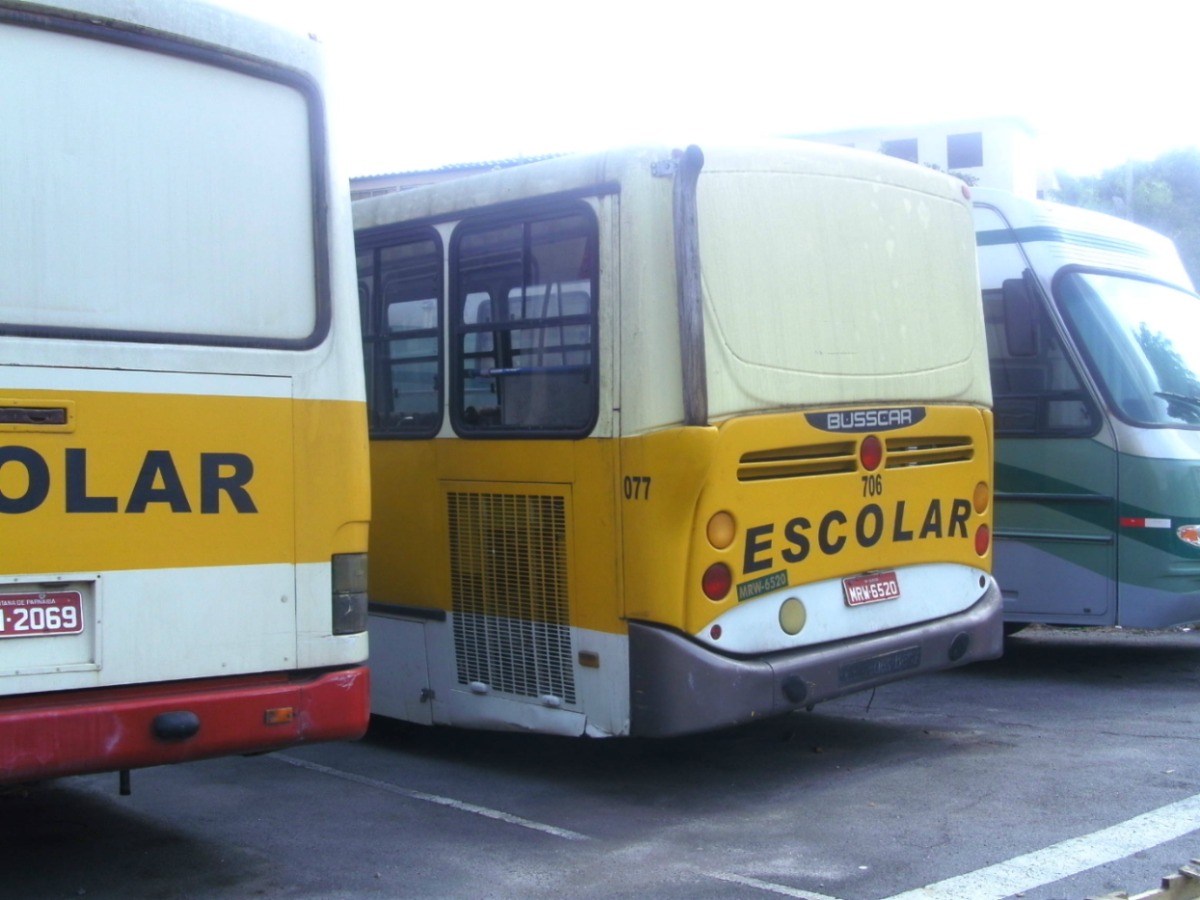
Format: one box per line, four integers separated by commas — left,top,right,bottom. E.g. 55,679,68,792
623,475,652,500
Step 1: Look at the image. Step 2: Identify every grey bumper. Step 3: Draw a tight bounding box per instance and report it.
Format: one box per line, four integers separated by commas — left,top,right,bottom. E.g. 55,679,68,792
628,577,1003,737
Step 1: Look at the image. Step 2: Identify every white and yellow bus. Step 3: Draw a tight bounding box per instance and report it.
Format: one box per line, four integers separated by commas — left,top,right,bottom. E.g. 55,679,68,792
355,143,1002,738
0,0,370,785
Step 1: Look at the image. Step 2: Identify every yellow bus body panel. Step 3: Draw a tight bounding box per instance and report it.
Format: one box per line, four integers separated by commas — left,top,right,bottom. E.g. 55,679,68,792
2,389,367,573
369,435,622,637
621,406,993,638
368,404,992,643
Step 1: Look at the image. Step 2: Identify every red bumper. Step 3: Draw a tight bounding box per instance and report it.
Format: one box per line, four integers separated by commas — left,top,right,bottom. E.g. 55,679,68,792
0,667,369,783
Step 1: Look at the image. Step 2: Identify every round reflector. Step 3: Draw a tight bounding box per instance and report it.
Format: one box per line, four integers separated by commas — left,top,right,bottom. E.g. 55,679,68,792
973,481,990,514
860,435,883,472
702,563,732,600
779,597,807,635
707,511,736,550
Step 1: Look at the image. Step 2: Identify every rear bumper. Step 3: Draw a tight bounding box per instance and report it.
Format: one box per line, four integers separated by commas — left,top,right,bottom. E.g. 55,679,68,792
629,578,1002,737
0,666,370,784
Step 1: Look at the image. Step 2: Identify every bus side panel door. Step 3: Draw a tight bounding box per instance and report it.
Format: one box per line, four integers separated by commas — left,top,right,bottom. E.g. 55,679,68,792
994,437,1117,624
985,278,1118,625
367,612,434,725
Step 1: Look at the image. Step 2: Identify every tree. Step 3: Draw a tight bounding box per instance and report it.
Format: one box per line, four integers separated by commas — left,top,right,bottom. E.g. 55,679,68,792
1051,149,1200,286
923,162,979,185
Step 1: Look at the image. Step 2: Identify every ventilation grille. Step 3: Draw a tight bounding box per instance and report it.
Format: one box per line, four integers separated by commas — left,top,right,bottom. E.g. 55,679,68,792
737,441,856,482
447,491,575,704
737,436,974,480
885,436,974,468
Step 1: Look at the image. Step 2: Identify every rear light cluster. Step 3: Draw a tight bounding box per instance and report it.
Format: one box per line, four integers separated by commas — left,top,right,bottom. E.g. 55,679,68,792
973,480,991,557
332,552,368,635
702,510,735,601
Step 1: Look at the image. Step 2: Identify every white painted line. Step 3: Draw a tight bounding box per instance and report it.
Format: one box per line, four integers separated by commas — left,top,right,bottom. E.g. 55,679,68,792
272,754,590,842
707,872,846,900
883,792,1200,900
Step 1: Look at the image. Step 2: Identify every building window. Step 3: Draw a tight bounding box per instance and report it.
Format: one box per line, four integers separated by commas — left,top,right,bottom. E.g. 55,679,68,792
947,132,984,169
881,138,918,163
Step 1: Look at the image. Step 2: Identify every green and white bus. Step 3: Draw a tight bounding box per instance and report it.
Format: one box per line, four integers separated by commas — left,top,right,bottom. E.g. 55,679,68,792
976,187,1200,630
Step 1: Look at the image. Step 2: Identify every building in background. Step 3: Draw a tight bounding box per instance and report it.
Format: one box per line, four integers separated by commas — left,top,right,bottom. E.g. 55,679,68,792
799,117,1053,197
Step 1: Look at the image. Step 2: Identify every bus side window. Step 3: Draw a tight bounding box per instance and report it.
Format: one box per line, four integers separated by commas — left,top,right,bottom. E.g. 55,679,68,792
461,293,500,425
452,207,598,436
983,288,1099,436
361,233,444,436
356,251,376,424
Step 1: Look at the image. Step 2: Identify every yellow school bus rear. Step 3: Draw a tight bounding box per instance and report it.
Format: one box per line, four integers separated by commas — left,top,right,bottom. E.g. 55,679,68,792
622,406,995,735
617,144,998,735
356,141,1000,738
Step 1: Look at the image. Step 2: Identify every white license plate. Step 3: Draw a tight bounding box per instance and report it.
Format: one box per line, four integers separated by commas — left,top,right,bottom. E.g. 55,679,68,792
842,571,901,607
0,591,84,638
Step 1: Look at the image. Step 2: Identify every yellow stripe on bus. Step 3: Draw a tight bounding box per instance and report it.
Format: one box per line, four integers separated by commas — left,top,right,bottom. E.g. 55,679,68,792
0,391,367,573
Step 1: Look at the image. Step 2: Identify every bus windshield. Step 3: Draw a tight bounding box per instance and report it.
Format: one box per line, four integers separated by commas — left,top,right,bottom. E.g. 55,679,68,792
1057,272,1200,427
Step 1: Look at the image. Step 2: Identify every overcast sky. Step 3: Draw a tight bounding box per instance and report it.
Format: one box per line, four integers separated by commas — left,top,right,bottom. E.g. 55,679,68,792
220,0,1198,179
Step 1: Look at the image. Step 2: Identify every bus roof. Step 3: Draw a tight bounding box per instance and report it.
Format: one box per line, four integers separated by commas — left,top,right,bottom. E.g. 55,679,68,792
972,187,1193,290
352,140,972,232
1,0,324,72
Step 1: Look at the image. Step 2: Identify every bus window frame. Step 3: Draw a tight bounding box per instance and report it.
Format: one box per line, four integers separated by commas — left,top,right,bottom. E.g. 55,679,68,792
1052,264,1200,432
448,201,600,440
0,6,332,351
358,227,445,439
984,280,1103,439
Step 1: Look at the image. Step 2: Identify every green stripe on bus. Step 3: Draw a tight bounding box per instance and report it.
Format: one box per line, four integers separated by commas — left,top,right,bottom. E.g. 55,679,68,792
977,226,1154,257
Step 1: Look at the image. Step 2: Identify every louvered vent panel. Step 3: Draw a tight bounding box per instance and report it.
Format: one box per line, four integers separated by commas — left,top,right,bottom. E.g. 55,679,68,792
447,491,575,704
885,436,973,468
737,442,857,481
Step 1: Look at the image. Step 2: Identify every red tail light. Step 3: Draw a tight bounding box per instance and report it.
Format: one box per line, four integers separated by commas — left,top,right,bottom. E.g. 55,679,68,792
702,563,732,600
860,435,883,471
974,524,990,556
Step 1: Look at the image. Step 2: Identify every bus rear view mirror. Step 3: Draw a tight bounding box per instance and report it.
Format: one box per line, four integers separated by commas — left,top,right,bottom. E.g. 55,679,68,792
1002,276,1037,357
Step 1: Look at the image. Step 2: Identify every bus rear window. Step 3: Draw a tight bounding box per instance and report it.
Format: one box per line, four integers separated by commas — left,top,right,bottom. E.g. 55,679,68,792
0,22,321,345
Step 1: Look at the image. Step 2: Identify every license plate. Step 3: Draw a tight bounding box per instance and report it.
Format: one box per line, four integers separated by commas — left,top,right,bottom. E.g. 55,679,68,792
0,591,84,638
843,571,900,607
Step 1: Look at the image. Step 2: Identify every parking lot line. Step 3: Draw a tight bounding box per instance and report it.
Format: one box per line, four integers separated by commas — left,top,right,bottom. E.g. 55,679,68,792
273,754,591,842
707,871,846,899
881,791,1200,900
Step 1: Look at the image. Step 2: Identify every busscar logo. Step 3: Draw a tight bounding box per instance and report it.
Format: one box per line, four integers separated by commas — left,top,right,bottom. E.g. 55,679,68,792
805,407,926,433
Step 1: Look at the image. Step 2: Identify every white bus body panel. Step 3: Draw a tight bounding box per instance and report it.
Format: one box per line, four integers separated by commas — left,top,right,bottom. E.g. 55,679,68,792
0,0,366,696
370,615,632,737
